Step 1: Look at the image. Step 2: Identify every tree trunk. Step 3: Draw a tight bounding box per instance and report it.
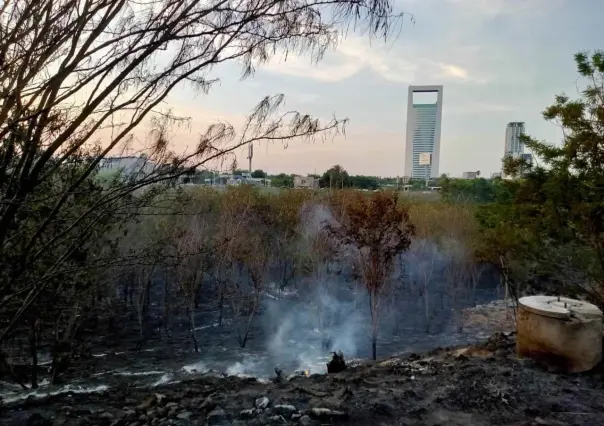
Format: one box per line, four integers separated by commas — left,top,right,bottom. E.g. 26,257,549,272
218,291,224,326
28,322,38,389
239,311,255,348
371,337,377,361
163,268,170,333
189,302,199,352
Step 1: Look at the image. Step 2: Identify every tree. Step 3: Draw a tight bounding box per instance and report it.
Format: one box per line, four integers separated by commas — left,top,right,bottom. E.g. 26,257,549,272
251,169,267,179
481,51,604,308
320,165,350,189
327,191,414,360
0,0,408,383
271,173,294,188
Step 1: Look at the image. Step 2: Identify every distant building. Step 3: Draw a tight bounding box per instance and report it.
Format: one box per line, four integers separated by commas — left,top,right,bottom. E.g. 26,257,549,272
293,175,319,189
462,171,479,179
99,155,155,178
404,85,444,179
504,122,525,157
503,122,527,179
491,172,502,179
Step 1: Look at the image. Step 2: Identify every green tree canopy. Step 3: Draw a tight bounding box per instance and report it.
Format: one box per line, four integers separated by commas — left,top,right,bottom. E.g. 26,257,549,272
320,165,350,188
251,169,267,178
479,51,604,308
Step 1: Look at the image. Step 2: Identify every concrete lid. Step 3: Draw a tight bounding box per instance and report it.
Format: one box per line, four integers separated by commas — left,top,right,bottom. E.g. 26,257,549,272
518,295,603,320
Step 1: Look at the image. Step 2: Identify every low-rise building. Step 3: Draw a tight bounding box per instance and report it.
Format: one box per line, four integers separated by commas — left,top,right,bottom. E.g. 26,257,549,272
462,171,479,179
293,175,319,189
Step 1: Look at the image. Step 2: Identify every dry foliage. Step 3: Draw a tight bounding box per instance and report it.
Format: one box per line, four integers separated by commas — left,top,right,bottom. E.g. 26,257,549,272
327,190,414,360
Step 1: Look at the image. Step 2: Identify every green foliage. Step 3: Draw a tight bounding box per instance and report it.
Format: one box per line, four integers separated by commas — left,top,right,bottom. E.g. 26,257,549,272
438,176,506,204
478,50,604,307
320,165,350,188
251,169,266,178
270,173,294,188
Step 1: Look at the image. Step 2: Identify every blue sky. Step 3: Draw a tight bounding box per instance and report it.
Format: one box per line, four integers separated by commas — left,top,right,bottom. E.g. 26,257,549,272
162,0,603,177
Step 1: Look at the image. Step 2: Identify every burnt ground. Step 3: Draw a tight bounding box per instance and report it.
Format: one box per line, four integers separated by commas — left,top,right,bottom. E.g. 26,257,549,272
3,332,604,426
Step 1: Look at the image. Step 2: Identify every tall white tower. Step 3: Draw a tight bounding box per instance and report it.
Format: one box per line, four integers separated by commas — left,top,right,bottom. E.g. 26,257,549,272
502,122,526,178
247,142,253,174
404,85,444,179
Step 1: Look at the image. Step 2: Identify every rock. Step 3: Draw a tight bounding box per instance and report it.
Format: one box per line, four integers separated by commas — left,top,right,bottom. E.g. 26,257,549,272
26,413,53,426
268,415,287,424
176,411,192,420
326,352,346,374
299,415,313,426
373,401,395,416
206,408,226,425
137,395,157,411
273,405,296,416
99,411,115,421
309,408,347,419
255,396,270,409
239,409,256,419
199,396,215,411
165,402,179,410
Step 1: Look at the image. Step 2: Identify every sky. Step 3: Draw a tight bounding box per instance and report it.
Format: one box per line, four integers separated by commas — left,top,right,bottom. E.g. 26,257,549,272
151,0,604,178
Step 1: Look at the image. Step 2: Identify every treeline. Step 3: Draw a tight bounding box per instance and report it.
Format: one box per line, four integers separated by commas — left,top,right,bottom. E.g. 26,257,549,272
0,180,485,389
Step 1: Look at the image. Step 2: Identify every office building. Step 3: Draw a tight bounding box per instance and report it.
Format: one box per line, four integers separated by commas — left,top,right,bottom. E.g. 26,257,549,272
504,122,526,157
404,85,443,179
502,122,526,179
462,171,479,179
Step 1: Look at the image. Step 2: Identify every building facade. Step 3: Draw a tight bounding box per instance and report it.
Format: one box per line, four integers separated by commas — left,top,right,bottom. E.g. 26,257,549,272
293,175,319,189
462,171,479,179
502,122,527,178
404,85,444,179
504,122,526,157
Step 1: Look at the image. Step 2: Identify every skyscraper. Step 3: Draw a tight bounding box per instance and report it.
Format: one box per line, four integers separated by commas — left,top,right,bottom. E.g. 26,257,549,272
504,122,525,157
404,85,444,179
503,122,527,178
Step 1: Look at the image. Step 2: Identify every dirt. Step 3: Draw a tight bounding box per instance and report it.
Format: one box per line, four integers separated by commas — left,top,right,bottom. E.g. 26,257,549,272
3,332,604,426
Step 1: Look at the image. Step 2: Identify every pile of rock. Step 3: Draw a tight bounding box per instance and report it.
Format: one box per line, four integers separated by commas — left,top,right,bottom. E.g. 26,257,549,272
236,396,347,425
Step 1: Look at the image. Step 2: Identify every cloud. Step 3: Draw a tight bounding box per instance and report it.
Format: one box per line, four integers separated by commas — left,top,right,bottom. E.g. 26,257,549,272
439,64,469,80
262,36,483,84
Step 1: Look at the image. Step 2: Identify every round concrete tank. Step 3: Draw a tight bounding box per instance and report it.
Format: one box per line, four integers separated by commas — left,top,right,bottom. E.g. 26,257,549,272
516,295,603,373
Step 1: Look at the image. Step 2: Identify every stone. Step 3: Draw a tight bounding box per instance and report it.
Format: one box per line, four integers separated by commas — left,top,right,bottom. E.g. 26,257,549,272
255,396,270,409
207,408,226,425
268,415,287,424
309,408,347,419
137,395,158,411
99,412,115,421
273,405,296,416
299,415,313,426
199,396,215,411
165,402,179,410
176,411,192,420
239,408,256,419
26,413,53,426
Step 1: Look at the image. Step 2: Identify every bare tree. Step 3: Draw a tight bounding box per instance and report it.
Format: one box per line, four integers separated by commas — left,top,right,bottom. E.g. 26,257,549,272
328,191,414,360
409,240,438,333
0,0,410,369
174,213,212,352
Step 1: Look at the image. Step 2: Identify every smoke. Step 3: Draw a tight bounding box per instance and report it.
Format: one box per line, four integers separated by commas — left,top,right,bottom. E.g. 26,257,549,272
221,201,500,376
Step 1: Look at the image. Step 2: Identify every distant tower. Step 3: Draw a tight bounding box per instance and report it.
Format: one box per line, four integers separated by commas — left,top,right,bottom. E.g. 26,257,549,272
502,122,526,178
504,122,526,157
247,143,253,174
404,85,444,179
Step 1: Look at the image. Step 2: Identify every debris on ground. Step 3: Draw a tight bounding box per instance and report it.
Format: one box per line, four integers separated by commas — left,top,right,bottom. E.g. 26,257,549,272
326,351,347,374
2,333,604,426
